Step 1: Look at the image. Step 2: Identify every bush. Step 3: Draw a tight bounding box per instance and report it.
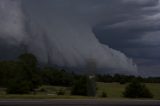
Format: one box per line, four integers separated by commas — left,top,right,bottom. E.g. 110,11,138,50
56,89,65,95
100,91,107,98
123,80,153,98
37,87,47,92
6,80,31,94
71,76,87,96
119,79,126,84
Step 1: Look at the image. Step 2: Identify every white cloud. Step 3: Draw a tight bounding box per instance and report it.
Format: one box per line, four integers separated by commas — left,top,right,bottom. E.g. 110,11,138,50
0,0,27,45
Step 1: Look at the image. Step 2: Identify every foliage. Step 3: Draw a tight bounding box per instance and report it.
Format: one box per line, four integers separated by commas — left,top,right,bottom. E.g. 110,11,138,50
119,78,126,84
6,80,31,94
18,53,37,68
56,89,65,95
100,91,107,98
123,80,153,98
0,53,41,94
0,52,160,96
40,68,73,87
97,74,160,83
71,76,88,96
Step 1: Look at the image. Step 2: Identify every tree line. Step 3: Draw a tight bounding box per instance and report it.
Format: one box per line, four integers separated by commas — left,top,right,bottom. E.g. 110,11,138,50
0,53,159,98
0,53,87,94
96,74,160,84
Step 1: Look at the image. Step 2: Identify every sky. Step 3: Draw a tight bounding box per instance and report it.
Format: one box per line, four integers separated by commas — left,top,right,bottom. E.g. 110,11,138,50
93,0,160,76
0,0,160,76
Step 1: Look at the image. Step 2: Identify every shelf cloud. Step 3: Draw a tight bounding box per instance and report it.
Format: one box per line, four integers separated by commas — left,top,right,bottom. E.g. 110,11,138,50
0,0,140,75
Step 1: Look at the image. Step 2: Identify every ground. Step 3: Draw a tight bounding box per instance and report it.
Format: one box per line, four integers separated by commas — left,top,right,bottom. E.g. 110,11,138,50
0,82,159,99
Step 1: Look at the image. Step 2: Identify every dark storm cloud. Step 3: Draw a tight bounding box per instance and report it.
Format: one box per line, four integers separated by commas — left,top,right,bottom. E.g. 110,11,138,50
94,0,160,46
32,0,160,76
0,0,160,76
0,38,24,60
92,0,159,53
0,0,138,75
92,0,160,76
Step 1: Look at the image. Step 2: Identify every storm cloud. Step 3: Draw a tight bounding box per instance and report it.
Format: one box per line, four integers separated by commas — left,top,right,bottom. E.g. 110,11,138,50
93,0,160,76
1,0,160,76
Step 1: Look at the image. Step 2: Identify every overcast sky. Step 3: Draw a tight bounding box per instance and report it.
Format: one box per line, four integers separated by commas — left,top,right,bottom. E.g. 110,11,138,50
22,0,160,76
93,0,160,76
1,0,160,76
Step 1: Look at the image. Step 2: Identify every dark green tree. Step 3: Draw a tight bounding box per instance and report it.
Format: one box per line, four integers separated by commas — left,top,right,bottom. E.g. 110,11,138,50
71,76,88,96
17,53,41,92
4,53,41,94
100,91,107,98
40,67,73,86
123,80,153,98
18,53,37,68
6,80,31,94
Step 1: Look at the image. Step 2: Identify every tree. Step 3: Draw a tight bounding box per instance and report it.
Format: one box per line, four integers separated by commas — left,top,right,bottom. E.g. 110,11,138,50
56,88,65,95
71,76,88,96
40,67,73,86
18,53,41,92
18,53,37,68
6,80,31,94
0,61,20,87
4,53,41,94
119,78,126,84
100,91,107,98
123,80,153,98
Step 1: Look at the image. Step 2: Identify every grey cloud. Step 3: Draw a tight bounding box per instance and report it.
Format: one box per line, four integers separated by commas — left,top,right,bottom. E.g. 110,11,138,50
0,0,138,75
0,0,160,76
0,0,27,45
92,0,160,76
123,0,159,6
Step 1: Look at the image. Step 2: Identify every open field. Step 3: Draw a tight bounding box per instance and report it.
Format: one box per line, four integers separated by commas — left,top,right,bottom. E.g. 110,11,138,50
97,82,160,99
146,83,160,99
0,86,90,99
97,82,125,98
0,83,159,99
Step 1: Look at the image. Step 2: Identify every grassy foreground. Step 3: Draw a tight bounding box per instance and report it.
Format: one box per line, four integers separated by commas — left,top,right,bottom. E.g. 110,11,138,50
97,82,160,99
0,83,159,99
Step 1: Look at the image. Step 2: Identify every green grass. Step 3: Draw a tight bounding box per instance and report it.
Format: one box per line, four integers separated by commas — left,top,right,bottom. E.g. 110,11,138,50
0,88,6,95
97,82,125,98
37,85,71,95
146,83,160,99
97,82,160,99
0,83,160,99
0,86,91,99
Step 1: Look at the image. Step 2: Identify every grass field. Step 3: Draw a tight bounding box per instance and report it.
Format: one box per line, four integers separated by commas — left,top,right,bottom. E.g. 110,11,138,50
0,82,159,99
97,82,125,98
97,82,160,99
146,83,160,99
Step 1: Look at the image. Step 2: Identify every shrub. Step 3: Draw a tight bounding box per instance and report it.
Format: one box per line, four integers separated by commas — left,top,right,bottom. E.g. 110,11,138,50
100,91,107,98
71,76,87,96
37,87,47,92
119,79,126,84
123,80,153,98
6,80,31,94
56,89,65,95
